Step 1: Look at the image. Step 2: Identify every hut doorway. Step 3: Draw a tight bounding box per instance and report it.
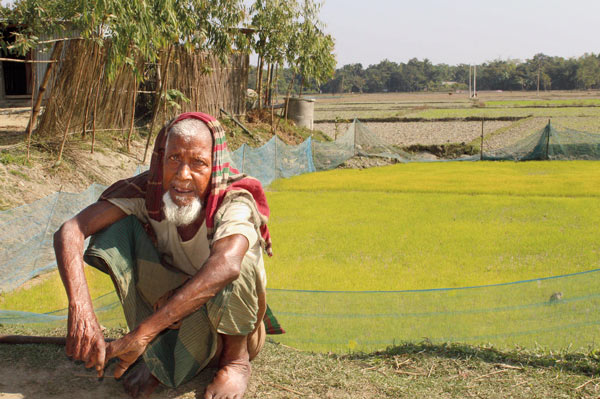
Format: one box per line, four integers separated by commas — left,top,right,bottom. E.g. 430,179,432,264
1,27,33,98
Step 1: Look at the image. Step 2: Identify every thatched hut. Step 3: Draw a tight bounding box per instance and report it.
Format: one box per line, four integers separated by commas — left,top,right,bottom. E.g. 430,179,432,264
32,38,248,140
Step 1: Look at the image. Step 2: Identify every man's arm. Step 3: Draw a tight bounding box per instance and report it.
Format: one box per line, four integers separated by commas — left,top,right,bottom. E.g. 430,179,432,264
53,200,127,376
105,234,249,378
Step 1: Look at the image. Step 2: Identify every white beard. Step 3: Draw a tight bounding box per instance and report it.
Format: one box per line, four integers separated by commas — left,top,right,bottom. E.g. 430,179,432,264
162,191,202,226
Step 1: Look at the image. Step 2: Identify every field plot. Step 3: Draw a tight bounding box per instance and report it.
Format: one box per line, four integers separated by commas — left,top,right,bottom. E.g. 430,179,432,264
266,161,600,290
312,90,600,121
316,120,512,146
262,161,600,352
311,91,600,158
408,106,600,119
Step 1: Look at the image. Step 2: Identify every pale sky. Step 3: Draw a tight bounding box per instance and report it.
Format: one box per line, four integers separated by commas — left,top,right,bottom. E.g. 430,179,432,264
320,0,600,67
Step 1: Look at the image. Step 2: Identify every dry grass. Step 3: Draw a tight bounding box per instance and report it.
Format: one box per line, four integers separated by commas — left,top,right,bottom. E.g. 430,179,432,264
1,337,599,398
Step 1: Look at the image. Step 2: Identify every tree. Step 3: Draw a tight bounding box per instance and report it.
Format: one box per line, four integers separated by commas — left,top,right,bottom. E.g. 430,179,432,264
2,0,247,162
287,0,336,97
576,53,600,89
250,0,299,108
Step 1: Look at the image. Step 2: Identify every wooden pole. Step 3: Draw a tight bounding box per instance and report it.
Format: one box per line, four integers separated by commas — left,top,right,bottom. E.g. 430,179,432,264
545,119,551,159
81,43,100,139
537,63,540,97
90,57,105,154
0,335,114,345
480,119,484,160
469,65,472,98
270,63,277,134
257,56,264,109
143,46,174,163
25,41,63,161
26,55,36,162
126,74,137,153
0,57,57,63
473,65,477,98
284,79,294,121
57,42,87,164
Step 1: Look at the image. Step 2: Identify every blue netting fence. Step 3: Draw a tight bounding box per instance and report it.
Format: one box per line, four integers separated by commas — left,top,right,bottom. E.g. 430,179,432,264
3,269,599,352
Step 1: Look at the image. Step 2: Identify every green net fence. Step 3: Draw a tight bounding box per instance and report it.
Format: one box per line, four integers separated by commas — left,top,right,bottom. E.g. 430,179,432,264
3,269,600,352
484,122,600,161
0,184,107,293
267,269,600,352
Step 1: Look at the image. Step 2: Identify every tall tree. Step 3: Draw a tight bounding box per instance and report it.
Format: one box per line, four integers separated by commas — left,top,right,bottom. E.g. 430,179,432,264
2,0,247,161
287,0,335,97
250,0,299,108
576,53,600,89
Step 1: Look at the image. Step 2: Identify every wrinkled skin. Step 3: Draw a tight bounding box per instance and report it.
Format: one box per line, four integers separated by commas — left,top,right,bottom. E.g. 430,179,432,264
66,300,106,374
204,334,251,399
54,201,127,377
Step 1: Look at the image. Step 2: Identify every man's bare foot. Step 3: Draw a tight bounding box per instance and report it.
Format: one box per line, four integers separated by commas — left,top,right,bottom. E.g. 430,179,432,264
204,334,252,399
204,360,251,399
122,362,160,398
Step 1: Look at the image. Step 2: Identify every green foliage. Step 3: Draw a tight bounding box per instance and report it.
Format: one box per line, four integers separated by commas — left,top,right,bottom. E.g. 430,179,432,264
250,0,298,66
576,53,600,89
287,0,336,92
164,88,190,111
318,52,600,93
2,0,246,81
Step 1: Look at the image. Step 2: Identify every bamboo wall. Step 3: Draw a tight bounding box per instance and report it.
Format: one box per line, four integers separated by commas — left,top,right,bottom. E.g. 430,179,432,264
158,46,249,125
36,39,249,139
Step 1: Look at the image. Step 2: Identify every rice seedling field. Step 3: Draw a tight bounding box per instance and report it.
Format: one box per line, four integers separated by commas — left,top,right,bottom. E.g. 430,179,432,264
261,161,600,352
265,161,600,290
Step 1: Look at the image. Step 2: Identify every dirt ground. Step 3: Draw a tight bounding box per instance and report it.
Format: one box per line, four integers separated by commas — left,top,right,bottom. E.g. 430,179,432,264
315,120,513,147
0,110,148,210
2,339,599,399
311,89,600,104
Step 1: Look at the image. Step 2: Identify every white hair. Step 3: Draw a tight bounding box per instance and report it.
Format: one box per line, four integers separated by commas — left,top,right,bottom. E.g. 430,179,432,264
162,191,203,226
168,118,209,139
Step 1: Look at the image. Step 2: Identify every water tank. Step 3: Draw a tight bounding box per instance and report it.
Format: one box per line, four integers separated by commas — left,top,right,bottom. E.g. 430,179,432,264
286,97,315,129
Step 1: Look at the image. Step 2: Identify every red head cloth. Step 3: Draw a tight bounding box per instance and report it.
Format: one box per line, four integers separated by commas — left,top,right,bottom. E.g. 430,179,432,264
100,112,273,256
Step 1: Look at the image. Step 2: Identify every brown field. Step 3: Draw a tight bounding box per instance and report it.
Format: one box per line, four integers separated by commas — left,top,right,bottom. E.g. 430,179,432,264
316,120,513,147
311,90,600,152
311,89,600,105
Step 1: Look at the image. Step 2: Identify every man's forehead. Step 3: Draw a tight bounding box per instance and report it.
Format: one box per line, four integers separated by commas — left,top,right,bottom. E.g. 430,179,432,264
166,119,213,151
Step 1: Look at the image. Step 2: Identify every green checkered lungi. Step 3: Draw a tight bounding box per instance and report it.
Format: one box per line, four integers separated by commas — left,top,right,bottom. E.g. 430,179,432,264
83,215,260,388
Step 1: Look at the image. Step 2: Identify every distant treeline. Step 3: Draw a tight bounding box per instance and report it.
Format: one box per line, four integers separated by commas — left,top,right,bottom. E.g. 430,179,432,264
249,53,600,95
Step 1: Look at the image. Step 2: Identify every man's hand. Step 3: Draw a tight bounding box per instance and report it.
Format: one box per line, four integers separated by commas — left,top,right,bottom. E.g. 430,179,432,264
66,301,106,377
54,201,127,377
105,330,152,379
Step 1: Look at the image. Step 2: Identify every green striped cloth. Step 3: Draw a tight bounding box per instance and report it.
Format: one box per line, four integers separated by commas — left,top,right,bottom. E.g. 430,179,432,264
84,216,230,387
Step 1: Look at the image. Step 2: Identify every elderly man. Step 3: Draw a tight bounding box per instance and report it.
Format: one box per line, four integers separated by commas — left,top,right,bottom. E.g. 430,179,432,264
53,112,278,398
